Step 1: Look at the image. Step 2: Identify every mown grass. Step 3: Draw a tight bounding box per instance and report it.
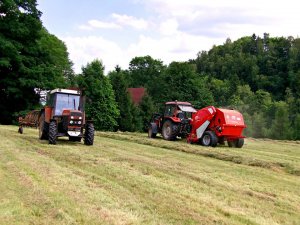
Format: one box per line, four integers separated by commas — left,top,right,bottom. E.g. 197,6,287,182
0,125,299,225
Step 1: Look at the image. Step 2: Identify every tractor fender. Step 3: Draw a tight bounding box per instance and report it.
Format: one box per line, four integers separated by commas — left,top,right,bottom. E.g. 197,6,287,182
169,117,181,123
149,122,158,134
40,106,53,123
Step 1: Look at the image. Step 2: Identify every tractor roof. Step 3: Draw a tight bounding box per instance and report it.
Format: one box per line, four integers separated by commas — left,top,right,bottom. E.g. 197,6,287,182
50,89,81,95
165,101,192,105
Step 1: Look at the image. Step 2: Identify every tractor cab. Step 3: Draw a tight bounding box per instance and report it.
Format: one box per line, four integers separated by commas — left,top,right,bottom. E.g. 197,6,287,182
47,89,83,116
39,88,94,145
164,101,197,121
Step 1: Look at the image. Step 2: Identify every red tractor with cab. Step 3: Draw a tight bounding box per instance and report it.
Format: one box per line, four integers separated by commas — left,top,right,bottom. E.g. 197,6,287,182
148,101,197,140
38,88,94,145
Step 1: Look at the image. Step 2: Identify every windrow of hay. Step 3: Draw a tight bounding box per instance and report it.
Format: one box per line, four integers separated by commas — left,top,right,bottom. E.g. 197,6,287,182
97,132,300,176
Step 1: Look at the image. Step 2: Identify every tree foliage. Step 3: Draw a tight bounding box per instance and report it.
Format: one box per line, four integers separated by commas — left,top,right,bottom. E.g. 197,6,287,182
0,0,73,124
109,69,135,131
78,60,119,131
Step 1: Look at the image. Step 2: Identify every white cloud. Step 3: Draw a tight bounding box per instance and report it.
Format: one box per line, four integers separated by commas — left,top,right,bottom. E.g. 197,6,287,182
79,19,121,30
78,13,148,31
127,33,223,65
62,31,223,75
141,0,300,38
88,19,121,29
159,19,179,36
62,36,126,73
61,0,300,75
112,13,148,30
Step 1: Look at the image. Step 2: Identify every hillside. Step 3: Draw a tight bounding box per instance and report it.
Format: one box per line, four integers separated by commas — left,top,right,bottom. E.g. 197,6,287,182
0,125,299,225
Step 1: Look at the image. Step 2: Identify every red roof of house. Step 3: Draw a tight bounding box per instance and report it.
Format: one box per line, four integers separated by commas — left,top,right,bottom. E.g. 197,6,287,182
127,88,146,105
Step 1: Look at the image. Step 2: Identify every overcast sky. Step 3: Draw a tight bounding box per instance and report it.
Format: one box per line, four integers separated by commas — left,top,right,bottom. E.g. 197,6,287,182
37,0,299,74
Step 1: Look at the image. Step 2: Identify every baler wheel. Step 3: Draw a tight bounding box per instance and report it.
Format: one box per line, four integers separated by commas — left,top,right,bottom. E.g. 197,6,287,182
200,131,218,147
236,138,244,148
48,121,57,145
84,123,94,146
228,138,244,148
162,120,177,140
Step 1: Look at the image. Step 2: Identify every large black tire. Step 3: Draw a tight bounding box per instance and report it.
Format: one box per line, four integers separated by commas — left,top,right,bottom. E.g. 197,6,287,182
162,120,177,141
148,125,157,138
39,113,49,140
236,138,244,148
84,123,94,146
228,138,244,148
48,121,57,145
18,126,23,134
200,131,218,147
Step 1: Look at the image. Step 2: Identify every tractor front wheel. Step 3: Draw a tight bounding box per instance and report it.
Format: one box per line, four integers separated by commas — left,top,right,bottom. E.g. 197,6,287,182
48,121,57,145
162,120,177,141
39,113,49,140
148,125,157,138
18,126,23,134
200,131,218,147
84,123,94,146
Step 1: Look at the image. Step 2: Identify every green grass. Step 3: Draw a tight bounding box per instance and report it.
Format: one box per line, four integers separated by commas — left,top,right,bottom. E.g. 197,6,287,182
0,125,299,225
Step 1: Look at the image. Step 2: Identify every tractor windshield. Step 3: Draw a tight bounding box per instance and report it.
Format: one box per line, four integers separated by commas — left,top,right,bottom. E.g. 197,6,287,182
178,105,197,119
178,105,197,113
54,93,80,115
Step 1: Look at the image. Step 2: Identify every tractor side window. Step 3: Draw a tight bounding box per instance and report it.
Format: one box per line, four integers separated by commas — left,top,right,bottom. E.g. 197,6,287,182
47,94,55,107
164,105,176,117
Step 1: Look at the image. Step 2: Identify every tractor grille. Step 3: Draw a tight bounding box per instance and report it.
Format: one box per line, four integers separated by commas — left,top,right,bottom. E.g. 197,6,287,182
71,112,82,117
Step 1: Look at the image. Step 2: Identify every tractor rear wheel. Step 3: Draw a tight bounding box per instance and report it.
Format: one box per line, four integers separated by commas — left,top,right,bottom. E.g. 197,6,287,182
39,113,49,140
162,120,177,140
200,131,218,147
48,121,57,145
84,123,94,145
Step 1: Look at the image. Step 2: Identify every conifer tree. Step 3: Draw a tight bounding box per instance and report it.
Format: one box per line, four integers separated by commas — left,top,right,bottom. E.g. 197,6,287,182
78,60,119,131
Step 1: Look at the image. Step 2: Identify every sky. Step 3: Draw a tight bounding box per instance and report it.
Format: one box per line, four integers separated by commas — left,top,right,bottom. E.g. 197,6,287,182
37,0,299,74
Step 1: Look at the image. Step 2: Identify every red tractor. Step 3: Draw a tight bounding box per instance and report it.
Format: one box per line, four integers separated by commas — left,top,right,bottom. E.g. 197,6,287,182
148,102,246,148
38,88,94,145
148,101,197,140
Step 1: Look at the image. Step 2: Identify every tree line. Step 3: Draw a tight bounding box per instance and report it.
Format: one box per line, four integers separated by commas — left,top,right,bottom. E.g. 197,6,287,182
1,0,299,140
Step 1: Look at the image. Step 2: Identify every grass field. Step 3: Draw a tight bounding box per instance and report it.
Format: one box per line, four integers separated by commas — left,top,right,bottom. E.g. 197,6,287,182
0,125,299,225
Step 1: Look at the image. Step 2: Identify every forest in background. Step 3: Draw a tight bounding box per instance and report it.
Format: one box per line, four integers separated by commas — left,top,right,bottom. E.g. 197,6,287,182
1,0,299,140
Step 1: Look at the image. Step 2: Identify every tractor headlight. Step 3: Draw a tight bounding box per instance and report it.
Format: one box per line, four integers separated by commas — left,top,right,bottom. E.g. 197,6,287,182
79,117,82,120
70,120,74,124
71,116,74,119
78,121,82,125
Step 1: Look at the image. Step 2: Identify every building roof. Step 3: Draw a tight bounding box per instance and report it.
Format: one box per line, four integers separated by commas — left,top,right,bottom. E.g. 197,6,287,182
127,88,146,105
